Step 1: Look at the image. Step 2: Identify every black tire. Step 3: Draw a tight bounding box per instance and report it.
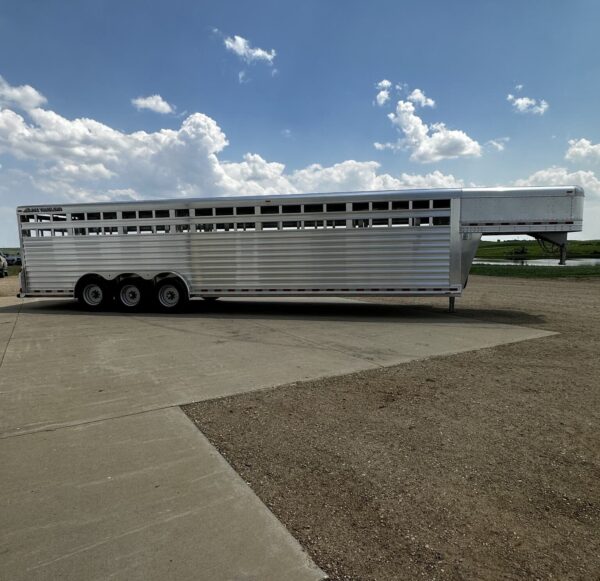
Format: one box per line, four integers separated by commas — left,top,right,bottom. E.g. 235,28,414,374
116,278,147,311
155,278,188,312
77,277,109,311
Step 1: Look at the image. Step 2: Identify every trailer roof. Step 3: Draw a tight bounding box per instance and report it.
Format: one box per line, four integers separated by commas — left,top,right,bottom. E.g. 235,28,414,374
16,185,583,212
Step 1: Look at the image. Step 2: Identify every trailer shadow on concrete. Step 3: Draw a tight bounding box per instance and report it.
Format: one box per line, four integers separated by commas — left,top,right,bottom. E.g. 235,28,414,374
0,296,547,328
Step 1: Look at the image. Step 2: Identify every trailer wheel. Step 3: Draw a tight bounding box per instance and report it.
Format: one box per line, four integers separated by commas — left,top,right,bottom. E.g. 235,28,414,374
78,278,107,310
155,279,187,312
116,278,146,311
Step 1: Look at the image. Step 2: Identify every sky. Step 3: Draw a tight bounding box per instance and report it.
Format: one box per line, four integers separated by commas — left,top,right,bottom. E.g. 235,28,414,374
1,0,599,245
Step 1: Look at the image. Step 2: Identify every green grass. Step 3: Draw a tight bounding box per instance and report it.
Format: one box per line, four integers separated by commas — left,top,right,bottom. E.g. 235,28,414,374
477,239,600,260
471,264,600,278
7,266,21,277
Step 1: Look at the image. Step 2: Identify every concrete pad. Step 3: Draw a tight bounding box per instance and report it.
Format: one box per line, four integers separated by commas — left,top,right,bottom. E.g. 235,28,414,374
0,294,556,581
0,407,324,581
0,296,554,437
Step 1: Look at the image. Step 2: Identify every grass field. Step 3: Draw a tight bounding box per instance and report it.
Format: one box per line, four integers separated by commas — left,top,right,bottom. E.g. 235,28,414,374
477,239,600,259
470,264,600,278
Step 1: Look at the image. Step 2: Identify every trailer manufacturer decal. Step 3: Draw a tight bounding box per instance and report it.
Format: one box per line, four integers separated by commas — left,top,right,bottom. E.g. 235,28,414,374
19,207,64,213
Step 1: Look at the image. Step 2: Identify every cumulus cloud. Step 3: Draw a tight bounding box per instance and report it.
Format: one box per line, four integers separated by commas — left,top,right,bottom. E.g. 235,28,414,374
375,98,481,163
515,165,600,199
0,75,464,226
288,161,462,193
486,137,510,152
565,138,600,164
0,74,47,110
0,105,234,201
0,105,462,202
507,93,549,115
373,83,435,110
407,88,435,108
224,35,276,65
131,94,174,114
374,79,392,106
375,89,390,106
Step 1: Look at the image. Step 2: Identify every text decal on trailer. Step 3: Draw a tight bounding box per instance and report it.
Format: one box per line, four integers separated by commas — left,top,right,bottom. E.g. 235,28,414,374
19,207,64,213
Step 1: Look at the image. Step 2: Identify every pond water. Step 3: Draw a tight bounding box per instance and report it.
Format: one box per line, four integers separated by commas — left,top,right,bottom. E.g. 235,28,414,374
473,258,600,267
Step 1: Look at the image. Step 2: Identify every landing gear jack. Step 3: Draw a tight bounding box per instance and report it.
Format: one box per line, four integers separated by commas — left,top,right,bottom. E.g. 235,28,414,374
449,297,456,313
559,244,567,266
533,232,568,265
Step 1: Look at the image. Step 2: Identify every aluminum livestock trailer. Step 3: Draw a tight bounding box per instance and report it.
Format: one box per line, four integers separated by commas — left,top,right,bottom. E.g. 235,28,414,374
16,186,584,311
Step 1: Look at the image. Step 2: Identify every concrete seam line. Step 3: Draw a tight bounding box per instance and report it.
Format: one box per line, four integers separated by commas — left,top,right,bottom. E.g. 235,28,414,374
0,300,22,369
0,403,178,440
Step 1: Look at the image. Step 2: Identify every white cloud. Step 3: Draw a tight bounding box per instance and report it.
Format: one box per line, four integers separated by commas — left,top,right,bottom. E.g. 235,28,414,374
0,104,462,213
486,137,510,152
407,88,435,108
376,98,481,163
0,76,463,230
375,89,390,106
386,169,464,189
224,35,276,65
565,138,600,164
288,161,462,193
373,141,391,151
0,74,47,110
514,165,600,199
507,93,549,115
374,83,436,110
238,71,249,84
515,84,523,92
131,95,174,114
0,105,233,201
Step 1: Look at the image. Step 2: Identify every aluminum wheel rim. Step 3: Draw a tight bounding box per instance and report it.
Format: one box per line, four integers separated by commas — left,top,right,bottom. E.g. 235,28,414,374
158,284,180,308
82,283,103,306
120,284,141,307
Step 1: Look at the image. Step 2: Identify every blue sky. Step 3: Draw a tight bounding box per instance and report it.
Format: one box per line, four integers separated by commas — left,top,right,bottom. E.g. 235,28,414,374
1,0,599,245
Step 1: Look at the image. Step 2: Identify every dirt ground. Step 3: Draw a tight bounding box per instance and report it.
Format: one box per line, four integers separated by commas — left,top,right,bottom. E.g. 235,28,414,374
184,276,600,581
0,275,18,297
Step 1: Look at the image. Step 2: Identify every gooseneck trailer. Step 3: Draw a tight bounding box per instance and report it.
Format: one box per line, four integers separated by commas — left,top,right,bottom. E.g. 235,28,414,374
16,186,584,311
